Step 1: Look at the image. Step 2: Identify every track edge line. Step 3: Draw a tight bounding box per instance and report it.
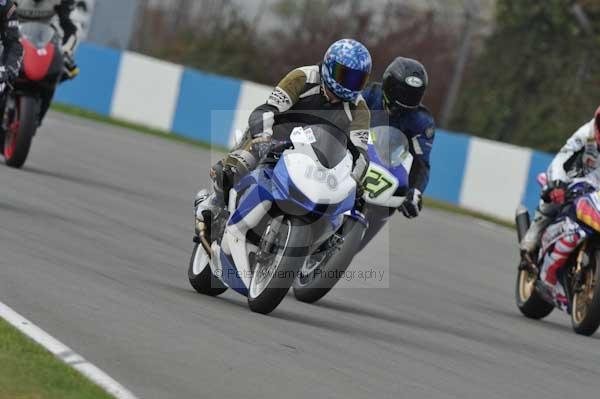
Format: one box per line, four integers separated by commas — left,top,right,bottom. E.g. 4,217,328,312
0,301,139,399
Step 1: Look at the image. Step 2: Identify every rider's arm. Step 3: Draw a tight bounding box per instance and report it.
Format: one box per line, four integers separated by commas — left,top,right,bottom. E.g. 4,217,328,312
409,125,435,193
55,0,78,45
247,67,308,137
1,1,23,80
547,120,593,183
349,97,371,180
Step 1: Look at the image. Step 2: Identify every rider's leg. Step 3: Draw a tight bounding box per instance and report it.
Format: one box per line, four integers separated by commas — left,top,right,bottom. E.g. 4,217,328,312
539,229,586,303
520,200,559,254
0,89,7,153
195,135,271,222
540,231,585,285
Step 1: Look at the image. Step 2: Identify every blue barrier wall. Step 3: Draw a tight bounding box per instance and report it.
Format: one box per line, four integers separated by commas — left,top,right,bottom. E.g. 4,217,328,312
522,151,554,213
428,130,470,205
172,70,241,147
55,44,121,115
55,42,562,220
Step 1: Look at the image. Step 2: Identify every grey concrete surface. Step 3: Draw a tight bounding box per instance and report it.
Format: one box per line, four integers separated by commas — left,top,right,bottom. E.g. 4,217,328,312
1,112,599,399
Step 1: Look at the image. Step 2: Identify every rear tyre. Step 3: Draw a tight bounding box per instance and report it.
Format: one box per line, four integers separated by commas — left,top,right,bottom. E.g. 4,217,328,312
293,217,365,304
248,217,311,314
515,266,554,319
4,96,39,169
571,249,600,336
188,243,228,296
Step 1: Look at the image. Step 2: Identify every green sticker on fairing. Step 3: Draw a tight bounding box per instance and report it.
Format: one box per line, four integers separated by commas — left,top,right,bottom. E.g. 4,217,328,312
363,168,394,199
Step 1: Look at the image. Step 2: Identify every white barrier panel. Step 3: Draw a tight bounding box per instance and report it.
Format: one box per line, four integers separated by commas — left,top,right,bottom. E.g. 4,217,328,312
229,81,273,147
111,52,183,131
460,137,531,220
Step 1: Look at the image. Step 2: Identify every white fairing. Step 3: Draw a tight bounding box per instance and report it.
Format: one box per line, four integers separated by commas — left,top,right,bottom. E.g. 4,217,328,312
284,127,355,205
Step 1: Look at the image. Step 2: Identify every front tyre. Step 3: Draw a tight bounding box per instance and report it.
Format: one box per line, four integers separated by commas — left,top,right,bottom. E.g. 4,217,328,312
515,265,554,319
4,96,40,168
293,217,365,304
571,248,600,336
188,243,228,296
248,216,311,314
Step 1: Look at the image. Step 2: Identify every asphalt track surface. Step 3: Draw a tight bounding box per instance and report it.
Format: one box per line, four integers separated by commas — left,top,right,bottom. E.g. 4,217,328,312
2,112,600,399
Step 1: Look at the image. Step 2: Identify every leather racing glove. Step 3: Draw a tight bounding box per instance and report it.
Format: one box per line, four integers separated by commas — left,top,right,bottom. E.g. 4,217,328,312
400,188,423,219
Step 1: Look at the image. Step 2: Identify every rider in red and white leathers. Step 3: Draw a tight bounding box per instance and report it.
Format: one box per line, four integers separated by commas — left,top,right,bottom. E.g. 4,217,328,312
521,106,600,299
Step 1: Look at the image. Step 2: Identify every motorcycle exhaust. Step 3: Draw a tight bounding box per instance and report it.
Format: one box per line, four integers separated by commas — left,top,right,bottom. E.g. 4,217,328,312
515,205,531,243
195,218,213,258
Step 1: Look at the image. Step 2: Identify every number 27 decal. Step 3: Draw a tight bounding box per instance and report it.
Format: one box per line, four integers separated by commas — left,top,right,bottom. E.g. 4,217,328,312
363,169,393,198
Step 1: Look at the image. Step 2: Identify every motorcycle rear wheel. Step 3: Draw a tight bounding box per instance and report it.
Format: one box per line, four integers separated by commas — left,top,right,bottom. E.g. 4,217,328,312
248,216,311,314
515,265,554,319
571,249,600,336
4,96,39,169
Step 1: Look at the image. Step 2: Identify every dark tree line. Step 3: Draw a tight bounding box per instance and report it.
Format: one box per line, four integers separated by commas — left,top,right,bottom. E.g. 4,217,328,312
131,0,471,121
451,0,600,152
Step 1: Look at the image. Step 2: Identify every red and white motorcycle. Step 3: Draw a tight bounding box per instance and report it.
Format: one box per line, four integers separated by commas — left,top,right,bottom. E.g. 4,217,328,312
516,174,600,336
1,21,66,168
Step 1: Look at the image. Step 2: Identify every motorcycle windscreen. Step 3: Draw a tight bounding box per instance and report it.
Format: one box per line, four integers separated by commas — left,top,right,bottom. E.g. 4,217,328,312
20,22,56,48
368,125,413,191
576,193,600,233
306,124,349,169
370,125,411,168
271,122,348,169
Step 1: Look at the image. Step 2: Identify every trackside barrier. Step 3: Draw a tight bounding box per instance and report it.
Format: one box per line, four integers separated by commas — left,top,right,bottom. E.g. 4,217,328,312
55,42,555,220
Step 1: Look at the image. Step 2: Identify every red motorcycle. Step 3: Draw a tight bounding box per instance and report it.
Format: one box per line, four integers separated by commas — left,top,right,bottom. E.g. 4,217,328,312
1,21,64,168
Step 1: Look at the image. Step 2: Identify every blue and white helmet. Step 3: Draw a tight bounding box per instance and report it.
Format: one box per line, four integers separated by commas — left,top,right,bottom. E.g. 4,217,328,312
321,39,372,102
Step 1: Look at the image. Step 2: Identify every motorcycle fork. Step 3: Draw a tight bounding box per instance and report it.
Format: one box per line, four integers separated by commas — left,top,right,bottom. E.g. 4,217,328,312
573,241,589,293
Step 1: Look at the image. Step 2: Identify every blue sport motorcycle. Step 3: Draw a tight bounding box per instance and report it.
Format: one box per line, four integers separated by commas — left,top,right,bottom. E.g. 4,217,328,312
188,124,360,314
293,125,413,303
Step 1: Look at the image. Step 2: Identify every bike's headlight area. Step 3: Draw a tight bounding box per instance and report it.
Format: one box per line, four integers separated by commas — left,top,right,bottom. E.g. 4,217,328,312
272,158,355,218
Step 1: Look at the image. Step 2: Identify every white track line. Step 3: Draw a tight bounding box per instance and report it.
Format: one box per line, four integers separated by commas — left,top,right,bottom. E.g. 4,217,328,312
0,301,138,399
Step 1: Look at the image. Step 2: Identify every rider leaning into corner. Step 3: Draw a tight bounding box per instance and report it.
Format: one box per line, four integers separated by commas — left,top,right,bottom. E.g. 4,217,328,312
14,0,79,122
195,38,372,225
361,57,435,226
521,106,600,301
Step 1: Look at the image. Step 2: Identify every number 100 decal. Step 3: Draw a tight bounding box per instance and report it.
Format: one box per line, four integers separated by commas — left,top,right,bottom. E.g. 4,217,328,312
305,166,338,190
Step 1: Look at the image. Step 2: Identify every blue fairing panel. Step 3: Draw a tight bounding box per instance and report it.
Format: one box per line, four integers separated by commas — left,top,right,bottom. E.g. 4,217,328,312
229,168,275,226
219,252,249,296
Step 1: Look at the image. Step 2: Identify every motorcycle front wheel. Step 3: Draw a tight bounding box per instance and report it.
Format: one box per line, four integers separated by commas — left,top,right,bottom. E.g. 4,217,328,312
248,216,311,314
571,248,600,336
4,96,39,168
293,217,365,304
188,243,228,296
515,263,554,319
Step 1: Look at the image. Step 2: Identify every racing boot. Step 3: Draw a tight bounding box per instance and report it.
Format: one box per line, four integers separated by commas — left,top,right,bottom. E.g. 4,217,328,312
195,189,224,226
520,210,551,256
63,56,80,81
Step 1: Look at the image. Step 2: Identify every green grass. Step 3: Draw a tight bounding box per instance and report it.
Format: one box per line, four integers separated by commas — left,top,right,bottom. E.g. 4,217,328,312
424,197,515,229
0,318,114,399
52,103,515,229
